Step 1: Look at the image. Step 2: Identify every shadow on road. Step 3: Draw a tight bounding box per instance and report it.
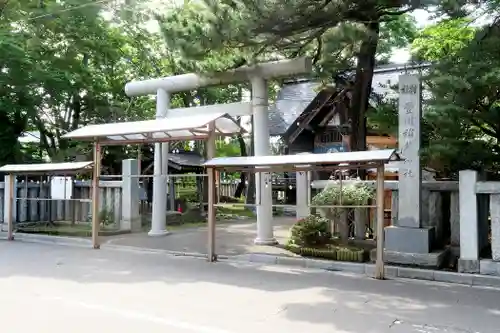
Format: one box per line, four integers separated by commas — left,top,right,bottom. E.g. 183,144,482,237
0,241,498,332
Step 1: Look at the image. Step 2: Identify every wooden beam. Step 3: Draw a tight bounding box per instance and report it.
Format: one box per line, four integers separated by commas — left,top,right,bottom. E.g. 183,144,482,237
288,91,336,144
206,121,217,262
367,136,397,146
207,167,216,262
7,174,14,241
91,142,102,249
374,163,386,280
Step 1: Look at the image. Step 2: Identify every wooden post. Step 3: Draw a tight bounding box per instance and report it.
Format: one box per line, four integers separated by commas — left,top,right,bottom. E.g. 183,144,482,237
92,142,102,249
206,121,217,261
375,163,385,279
137,145,142,175
207,167,216,262
7,174,14,241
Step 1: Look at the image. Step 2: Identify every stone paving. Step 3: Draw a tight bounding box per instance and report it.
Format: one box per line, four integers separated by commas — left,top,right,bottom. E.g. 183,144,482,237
1,241,499,333
103,217,297,256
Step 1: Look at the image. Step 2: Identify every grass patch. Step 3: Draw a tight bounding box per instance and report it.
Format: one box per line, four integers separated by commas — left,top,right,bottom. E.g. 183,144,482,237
16,222,127,237
217,205,255,218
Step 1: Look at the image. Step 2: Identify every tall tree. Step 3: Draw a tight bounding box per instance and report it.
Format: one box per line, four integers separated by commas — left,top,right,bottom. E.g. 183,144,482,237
157,0,418,155
370,12,500,177
0,0,170,169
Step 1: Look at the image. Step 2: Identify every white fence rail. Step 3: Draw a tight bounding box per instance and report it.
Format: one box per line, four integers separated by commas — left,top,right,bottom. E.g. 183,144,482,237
458,170,500,275
1,181,122,224
0,180,238,224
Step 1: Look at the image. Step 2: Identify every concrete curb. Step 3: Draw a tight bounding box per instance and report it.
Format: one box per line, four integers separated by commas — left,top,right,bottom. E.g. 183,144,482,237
3,232,500,289
0,232,92,248
0,232,228,259
226,253,500,288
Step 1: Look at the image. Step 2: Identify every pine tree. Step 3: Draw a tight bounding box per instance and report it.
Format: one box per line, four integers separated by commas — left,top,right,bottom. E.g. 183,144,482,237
157,0,418,154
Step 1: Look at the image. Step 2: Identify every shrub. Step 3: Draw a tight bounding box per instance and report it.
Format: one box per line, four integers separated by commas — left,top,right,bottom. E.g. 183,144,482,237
289,215,331,247
87,208,115,226
177,189,199,203
98,208,115,226
312,181,375,242
312,181,375,208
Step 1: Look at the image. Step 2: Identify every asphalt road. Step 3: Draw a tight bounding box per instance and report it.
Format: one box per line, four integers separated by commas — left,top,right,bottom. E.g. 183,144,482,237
0,241,499,333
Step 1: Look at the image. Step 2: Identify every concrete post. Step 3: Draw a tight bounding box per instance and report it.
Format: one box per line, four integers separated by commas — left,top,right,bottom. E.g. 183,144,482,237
251,76,276,245
490,194,500,261
458,170,479,273
295,171,309,220
449,191,460,247
162,142,170,210
2,175,16,232
121,159,140,231
149,88,169,236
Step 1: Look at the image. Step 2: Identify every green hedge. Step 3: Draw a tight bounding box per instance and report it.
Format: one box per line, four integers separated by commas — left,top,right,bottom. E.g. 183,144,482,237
285,244,365,262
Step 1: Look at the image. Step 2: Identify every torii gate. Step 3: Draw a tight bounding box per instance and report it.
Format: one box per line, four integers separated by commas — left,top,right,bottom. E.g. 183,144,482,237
124,57,312,244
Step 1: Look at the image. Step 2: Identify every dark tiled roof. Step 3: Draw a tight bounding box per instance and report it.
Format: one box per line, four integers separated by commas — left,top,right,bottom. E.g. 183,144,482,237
268,63,430,136
168,152,204,168
268,81,320,136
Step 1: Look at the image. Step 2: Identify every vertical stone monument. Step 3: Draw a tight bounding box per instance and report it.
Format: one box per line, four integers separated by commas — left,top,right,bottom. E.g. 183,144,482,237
385,75,435,258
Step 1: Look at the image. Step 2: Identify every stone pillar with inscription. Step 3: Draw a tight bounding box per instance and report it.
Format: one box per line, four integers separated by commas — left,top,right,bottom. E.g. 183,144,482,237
385,75,435,256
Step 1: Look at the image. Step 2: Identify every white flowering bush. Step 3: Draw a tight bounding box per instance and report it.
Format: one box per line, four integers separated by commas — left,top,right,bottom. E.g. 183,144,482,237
312,181,374,242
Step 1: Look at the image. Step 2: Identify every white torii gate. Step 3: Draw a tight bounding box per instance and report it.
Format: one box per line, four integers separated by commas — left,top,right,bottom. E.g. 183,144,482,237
124,57,312,244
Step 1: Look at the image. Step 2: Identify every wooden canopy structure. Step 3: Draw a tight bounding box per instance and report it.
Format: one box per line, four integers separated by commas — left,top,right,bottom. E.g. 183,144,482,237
203,149,401,280
62,112,243,249
63,112,241,145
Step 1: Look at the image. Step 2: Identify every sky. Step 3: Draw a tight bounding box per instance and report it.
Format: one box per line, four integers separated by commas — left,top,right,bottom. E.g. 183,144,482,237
390,9,435,63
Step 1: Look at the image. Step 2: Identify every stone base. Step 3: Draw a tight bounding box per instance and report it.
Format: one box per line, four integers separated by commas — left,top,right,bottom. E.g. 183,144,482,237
385,226,434,254
370,248,449,268
254,237,278,245
147,229,170,237
480,259,500,276
458,258,480,273
120,218,142,233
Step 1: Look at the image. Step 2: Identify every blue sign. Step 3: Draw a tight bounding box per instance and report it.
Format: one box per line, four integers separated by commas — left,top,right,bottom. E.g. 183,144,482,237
313,143,347,154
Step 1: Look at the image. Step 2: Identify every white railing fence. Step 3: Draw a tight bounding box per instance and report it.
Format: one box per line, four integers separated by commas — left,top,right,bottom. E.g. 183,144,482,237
3,161,499,276
458,170,500,275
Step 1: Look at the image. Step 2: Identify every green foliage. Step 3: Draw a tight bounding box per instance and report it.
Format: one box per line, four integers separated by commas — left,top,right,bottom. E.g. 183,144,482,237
98,209,115,226
288,215,331,247
312,182,375,207
368,9,500,177
411,18,476,61
177,188,199,203
216,139,241,157
157,1,419,77
0,0,168,166
422,22,500,175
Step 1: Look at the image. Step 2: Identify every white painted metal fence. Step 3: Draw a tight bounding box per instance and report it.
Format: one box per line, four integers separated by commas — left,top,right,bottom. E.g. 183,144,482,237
2,181,122,224
0,180,238,224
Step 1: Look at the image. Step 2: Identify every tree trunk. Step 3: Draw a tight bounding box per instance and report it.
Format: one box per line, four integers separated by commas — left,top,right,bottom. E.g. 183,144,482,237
338,209,349,243
349,21,379,155
245,115,256,204
233,130,247,198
